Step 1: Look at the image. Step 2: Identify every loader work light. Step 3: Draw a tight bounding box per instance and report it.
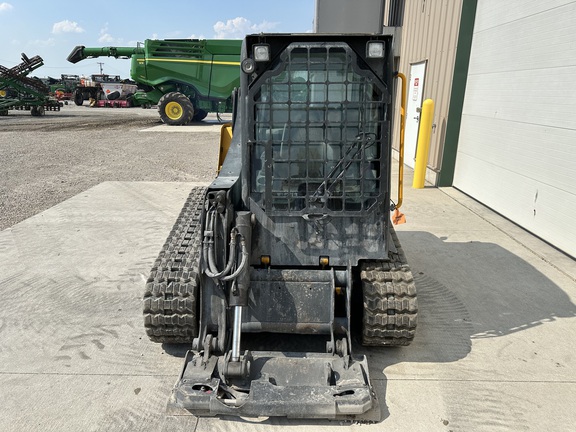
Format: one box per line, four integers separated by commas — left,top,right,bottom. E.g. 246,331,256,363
367,41,385,58
253,44,270,62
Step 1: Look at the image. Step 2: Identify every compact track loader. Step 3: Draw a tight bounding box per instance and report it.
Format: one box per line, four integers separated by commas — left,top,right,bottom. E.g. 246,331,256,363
143,33,417,420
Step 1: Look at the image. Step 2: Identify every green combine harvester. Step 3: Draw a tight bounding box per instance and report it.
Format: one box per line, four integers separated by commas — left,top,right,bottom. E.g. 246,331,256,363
0,53,61,116
67,39,241,125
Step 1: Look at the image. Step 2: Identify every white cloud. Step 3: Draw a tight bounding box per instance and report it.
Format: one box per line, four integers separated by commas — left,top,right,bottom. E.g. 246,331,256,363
52,20,85,34
98,33,114,43
0,3,13,13
97,23,115,43
213,17,277,39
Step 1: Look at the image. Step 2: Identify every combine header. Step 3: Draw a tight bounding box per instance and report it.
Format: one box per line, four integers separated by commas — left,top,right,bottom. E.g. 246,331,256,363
0,53,61,116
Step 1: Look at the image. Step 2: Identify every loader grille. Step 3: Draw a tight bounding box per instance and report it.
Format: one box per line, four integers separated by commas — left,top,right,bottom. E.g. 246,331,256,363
250,43,389,216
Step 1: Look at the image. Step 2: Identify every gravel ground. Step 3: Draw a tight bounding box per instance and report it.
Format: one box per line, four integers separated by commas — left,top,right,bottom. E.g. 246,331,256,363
0,104,226,230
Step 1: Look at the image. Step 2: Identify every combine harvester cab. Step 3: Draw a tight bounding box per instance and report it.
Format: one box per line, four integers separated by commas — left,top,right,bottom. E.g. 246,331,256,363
67,39,241,124
143,32,417,421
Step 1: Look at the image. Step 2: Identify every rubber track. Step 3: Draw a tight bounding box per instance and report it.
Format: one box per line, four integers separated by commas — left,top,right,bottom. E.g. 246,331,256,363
360,226,418,346
143,187,206,343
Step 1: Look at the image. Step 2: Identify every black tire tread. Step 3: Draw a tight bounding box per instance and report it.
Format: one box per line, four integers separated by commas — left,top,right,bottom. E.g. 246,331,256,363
74,90,83,106
192,109,208,122
143,186,206,343
157,91,194,125
360,226,418,346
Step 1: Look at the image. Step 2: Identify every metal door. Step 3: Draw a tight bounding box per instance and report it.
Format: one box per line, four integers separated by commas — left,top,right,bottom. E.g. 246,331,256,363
404,61,427,168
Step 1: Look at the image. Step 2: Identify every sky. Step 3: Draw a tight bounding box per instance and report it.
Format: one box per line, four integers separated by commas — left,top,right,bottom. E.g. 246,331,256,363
0,0,315,79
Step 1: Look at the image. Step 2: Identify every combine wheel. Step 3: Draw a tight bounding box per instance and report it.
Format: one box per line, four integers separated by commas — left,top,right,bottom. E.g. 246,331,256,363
360,226,418,346
143,187,206,343
158,92,194,125
192,109,208,122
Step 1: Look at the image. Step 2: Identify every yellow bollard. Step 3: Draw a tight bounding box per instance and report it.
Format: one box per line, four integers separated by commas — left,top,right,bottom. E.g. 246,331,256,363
412,99,434,189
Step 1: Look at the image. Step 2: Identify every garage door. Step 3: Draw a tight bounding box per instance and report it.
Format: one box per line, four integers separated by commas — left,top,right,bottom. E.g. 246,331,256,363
453,0,576,258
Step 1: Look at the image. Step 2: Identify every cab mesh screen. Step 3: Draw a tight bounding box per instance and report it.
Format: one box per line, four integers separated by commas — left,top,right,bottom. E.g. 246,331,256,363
251,45,387,215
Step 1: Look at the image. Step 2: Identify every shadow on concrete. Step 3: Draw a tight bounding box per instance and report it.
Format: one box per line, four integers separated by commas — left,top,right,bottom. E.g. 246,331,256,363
356,231,576,367
162,344,189,358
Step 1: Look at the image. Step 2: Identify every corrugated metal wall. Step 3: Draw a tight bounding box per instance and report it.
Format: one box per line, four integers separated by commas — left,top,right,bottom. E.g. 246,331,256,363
391,0,463,183
453,0,576,257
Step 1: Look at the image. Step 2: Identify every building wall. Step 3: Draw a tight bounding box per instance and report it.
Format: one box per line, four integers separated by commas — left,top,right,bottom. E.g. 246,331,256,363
453,0,576,257
391,0,463,184
315,0,384,33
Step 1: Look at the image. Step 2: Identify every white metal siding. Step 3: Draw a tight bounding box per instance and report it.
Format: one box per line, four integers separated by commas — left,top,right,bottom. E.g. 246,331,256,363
454,0,576,257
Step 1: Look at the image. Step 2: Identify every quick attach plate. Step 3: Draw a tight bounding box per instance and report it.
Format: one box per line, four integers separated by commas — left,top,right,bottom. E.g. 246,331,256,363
167,350,381,421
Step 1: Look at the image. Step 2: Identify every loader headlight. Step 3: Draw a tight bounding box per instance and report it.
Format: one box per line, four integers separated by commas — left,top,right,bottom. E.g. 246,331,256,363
253,44,270,62
241,58,256,74
366,41,385,58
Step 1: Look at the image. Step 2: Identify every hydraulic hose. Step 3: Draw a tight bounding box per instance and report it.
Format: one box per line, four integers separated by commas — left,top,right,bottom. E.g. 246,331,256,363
203,206,248,283
220,238,248,282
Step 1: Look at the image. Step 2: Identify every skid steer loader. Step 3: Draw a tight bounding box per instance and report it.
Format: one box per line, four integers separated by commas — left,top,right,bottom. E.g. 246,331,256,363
143,33,417,420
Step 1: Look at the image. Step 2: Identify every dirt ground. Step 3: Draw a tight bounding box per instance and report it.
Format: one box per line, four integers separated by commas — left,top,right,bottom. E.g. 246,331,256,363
0,104,226,230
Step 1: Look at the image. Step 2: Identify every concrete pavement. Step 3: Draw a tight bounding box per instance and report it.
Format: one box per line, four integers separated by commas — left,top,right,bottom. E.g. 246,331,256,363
0,171,575,431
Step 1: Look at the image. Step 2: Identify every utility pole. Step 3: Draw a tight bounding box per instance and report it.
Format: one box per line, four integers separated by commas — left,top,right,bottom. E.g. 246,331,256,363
97,62,104,74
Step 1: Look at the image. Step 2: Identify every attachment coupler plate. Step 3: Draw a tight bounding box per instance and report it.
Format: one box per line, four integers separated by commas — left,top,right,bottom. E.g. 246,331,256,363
167,350,381,421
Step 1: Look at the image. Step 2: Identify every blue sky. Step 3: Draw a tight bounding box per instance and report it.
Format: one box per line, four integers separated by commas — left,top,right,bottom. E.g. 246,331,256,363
0,0,315,79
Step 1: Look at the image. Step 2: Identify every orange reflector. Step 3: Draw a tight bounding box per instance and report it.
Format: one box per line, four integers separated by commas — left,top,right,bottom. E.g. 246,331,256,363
261,255,271,265
319,256,329,267
392,208,406,225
